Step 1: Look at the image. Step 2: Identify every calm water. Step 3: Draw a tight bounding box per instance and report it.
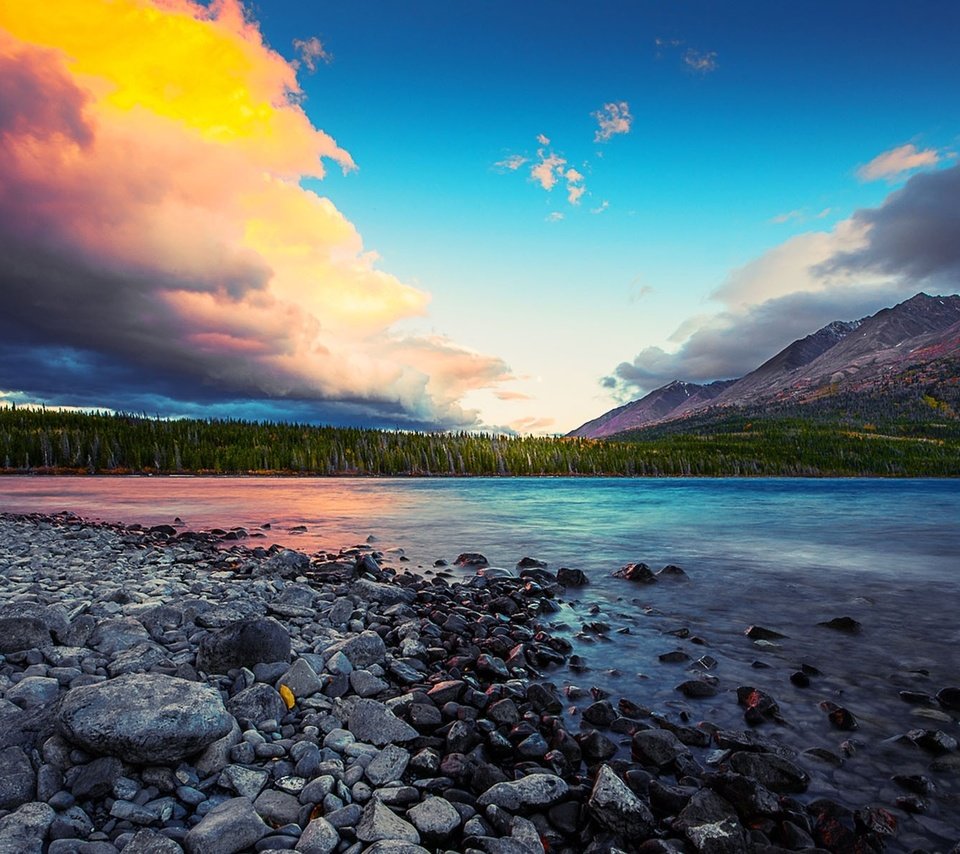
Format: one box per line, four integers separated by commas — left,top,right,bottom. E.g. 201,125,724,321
2,476,959,849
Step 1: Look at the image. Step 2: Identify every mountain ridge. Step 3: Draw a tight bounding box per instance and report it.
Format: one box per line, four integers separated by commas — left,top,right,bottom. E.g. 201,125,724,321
570,292,960,438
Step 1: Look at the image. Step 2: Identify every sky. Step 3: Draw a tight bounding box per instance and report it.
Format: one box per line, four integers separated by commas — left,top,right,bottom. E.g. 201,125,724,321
1,1,959,434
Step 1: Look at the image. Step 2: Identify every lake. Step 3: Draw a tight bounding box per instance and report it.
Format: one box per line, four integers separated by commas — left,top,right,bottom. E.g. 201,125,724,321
2,476,959,850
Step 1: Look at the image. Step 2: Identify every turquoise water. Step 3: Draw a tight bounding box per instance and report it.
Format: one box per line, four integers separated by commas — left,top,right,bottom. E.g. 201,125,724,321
2,477,959,848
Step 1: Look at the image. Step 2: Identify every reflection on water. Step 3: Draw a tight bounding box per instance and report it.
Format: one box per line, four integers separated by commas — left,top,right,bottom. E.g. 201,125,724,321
2,476,959,850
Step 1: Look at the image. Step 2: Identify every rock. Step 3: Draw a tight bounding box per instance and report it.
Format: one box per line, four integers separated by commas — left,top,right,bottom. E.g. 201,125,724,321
587,764,655,838
56,673,233,764
685,817,748,853
817,616,862,633
279,658,324,698
613,563,656,583
677,679,717,699
631,729,688,769
122,828,185,853
937,686,960,711
88,617,153,655
0,617,53,653
350,669,388,698
357,798,420,843
556,567,588,586
350,580,416,606
219,764,270,799
329,631,387,668
254,789,303,826
454,553,488,567
907,728,958,754
296,817,340,854
366,744,410,786
819,701,858,731
196,618,291,675
0,746,35,810
227,683,287,729
184,797,270,854
407,796,461,840
477,774,569,811
360,844,429,854
743,626,786,641
727,752,809,793
6,677,59,709
71,756,124,801
259,549,310,577
656,564,687,579
0,802,55,854
348,699,418,746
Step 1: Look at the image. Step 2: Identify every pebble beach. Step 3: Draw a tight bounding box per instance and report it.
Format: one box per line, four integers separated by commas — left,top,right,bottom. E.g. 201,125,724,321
0,511,957,854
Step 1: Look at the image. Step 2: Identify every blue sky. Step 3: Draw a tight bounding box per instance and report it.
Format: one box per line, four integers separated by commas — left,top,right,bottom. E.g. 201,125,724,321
2,1,959,431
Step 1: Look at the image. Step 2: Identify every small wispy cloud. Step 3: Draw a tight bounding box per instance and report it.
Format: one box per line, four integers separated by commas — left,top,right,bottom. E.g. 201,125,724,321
546,212,564,222
292,36,332,71
531,151,567,191
857,143,944,182
495,390,533,401
590,200,609,215
494,154,528,172
537,133,550,145
771,207,834,225
565,168,585,205
510,415,556,434
593,102,632,143
683,49,718,73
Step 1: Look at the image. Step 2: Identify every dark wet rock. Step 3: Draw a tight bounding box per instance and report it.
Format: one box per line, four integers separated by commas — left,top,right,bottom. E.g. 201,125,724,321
0,802,55,854
227,683,287,729
254,789,302,826
357,798,420,844
196,618,291,675
516,556,547,569
727,752,809,794
366,744,411,786
331,630,387,668
454,553,488,567
817,616,862,633
736,687,780,725
937,686,960,711
659,650,690,664
819,701,858,731
258,548,310,577
588,763,655,838
632,729,688,770
656,564,688,579
613,562,656,583
57,673,233,764
526,683,562,714
906,728,958,754
0,746,35,810
802,747,843,767
477,774,569,810
676,679,717,699
898,689,934,704
583,700,618,728
184,796,270,854
295,817,339,854
557,567,588,586
351,579,416,605
744,626,786,641
123,828,185,853
578,729,617,762
892,773,932,794
348,699,418,746
707,772,780,818
789,671,810,688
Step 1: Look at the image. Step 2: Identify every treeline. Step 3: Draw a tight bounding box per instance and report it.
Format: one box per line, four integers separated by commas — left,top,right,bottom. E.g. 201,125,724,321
1,407,958,477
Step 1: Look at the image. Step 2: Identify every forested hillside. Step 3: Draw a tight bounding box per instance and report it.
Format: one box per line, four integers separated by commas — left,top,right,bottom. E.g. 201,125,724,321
1,407,958,477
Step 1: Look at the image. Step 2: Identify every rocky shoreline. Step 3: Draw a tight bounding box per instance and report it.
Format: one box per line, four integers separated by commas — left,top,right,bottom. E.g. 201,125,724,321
0,512,956,854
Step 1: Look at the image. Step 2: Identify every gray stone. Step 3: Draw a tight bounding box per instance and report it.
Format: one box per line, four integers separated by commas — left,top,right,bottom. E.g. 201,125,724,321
328,631,387,669
366,745,410,787
350,670,388,698
356,798,420,844
185,797,270,854
88,617,153,655
6,677,60,709
49,804,94,840
196,618,291,675
294,817,339,854
0,802,55,854
631,729,688,769
406,796,460,839
56,673,233,764
326,651,353,676
227,683,287,729
350,581,416,606
219,765,270,799
0,746,35,810
327,598,354,625
71,756,124,801
258,550,311,578
348,700,417,747
122,828,185,853
194,721,242,776
106,643,167,677
728,752,809,794
359,844,429,854
587,764,655,838
279,659,323,698
254,790,303,826
476,774,569,811
0,617,52,653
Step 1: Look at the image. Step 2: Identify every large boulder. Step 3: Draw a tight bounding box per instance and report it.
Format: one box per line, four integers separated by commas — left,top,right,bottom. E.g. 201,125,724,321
196,618,290,674
477,774,569,810
0,802,54,854
56,673,233,764
0,617,52,653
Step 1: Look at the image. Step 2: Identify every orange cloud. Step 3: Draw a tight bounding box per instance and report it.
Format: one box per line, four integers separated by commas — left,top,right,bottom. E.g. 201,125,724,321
0,0,510,427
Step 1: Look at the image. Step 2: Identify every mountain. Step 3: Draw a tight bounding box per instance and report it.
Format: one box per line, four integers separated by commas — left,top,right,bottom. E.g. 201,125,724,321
570,293,960,438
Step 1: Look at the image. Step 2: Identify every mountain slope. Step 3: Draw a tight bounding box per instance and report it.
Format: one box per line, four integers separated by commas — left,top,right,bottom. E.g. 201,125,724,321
571,292,960,438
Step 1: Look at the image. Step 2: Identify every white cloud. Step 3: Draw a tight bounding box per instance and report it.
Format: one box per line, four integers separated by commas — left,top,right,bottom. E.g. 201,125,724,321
593,102,632,143
857,143,943,182
531,150,566,191
494,154,528,171
683,49,718,73
537,133,550,145
546,212,564,222
590,200,609,214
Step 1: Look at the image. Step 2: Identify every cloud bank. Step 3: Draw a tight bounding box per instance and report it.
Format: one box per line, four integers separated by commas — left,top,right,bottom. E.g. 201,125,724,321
0,0,511,428
608,162,960,395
